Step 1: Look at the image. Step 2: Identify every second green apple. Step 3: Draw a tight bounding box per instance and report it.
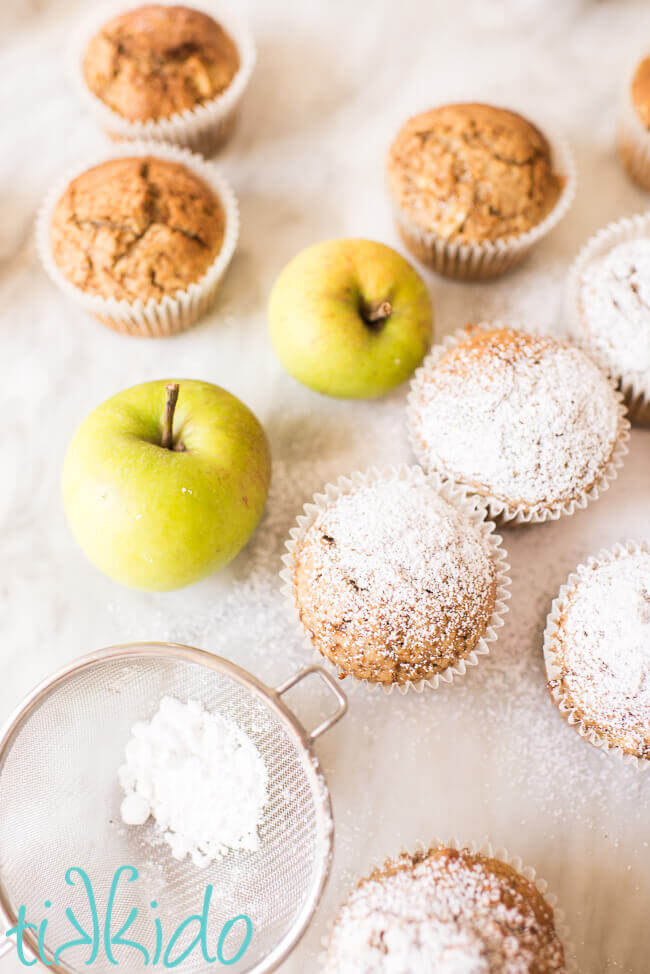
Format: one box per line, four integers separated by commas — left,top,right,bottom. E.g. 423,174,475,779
268,238,433,398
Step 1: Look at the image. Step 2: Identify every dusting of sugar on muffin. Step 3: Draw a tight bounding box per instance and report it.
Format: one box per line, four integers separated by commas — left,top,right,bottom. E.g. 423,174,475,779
547,547,650,761
324,845,566,973
292,477,497,686
578,238,650,385
409,327,622,511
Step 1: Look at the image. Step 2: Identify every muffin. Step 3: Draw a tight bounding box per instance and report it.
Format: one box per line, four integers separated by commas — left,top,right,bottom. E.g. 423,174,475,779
77,5,255,153
567,213,650,425
39,145,238,337
544,542,650,764
618,55,650,191
283,468,510,691
324,843,567,973
387,103,573,279
408,325,629,524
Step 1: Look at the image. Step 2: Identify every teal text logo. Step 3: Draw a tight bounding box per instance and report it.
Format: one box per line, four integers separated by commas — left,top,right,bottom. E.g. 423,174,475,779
5,866,253,968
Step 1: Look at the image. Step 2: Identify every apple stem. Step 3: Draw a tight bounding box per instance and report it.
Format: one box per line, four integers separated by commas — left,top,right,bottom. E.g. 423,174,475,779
161,383,180,450
365,300,392,325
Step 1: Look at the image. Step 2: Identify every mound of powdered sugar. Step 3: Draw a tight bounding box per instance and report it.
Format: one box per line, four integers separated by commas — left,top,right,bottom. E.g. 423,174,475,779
578,238,650,384
551,548,650,759
119,696,269,867
324,847,565,974
410,328,622,509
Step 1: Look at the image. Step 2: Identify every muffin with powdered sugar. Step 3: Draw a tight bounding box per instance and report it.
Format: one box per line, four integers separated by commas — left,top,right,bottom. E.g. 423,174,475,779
284,468,510,691
323,843,567,973
544,542,650,765
408,324,629,524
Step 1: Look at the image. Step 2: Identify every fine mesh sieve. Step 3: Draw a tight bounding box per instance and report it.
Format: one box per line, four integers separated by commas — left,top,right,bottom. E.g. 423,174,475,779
0,643,347,973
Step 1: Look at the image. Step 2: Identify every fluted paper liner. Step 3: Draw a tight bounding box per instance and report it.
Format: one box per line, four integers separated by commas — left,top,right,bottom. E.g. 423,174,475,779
543,540,650,771
407,322,630,526
36,141,239,338
320,837,577,973
70,0,256,155
566,212,650,426
280,465,511,696
391,119,576,281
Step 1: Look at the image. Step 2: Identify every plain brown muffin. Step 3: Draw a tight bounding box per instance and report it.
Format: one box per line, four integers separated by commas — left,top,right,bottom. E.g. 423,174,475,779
324,845,566,973
82,5,240,123
387,103,563,244
292,477,498,686
631,56,650,128
50,157,225,303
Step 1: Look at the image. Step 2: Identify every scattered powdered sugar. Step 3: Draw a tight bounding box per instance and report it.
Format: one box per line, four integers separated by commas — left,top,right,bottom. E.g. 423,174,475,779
579,238,650,384
324,848,565,974
552,549,650,759
119,696,269,867
410,328,622,508
294,477,497,682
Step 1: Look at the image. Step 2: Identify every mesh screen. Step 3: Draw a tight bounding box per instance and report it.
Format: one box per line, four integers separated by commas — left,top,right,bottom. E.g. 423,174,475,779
0,653,326,973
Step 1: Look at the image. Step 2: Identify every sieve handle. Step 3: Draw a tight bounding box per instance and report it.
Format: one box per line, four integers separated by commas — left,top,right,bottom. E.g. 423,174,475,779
275,665,348,743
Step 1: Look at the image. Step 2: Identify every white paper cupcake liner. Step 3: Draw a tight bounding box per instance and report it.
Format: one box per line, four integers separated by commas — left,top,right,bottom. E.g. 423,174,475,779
36,141,239,338
407,322,631,526
543,540,650,771
70,0,256,155
618,58,650,192
321,837,577,973
566,212,650,426
280,464,511,696
391,118,576,281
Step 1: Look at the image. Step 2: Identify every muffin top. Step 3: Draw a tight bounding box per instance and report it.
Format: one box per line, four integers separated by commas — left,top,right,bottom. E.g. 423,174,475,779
387,103,563,244
50,157,225,304
409,326,622,512
578,238,650,384
324,845,566,974
631,56,650,128
548,548,650,760
292,477,497,686
82,5,240,122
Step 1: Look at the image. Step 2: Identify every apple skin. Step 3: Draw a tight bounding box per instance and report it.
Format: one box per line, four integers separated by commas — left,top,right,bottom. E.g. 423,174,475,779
268,238,433,398
62,380,271,592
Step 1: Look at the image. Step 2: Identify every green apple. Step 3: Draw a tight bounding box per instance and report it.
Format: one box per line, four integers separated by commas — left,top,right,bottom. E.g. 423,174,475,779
268,238,433,398
62,380,271,591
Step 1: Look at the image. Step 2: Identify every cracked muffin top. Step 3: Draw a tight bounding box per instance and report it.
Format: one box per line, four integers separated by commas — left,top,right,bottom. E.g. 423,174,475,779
291,476,498,687
631,56,650,128
387,103,563,244
82,5,240,123
50,157,225,303
324,845,566,973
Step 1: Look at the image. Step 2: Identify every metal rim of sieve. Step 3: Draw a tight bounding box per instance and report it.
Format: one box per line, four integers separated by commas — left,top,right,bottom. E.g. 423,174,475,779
0,641,348,973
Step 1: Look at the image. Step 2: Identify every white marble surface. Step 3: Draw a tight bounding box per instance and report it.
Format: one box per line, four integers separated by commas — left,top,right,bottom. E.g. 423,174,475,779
2,0,650,971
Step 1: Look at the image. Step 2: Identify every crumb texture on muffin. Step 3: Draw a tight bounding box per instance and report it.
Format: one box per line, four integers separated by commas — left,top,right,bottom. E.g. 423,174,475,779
83,4,240,122
324,845,566,973
387,103,562,244
410,327,621,510
293,478,497,685
50,157,225,303
578,238,650,383
631,56,650,128
549,549,650,760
